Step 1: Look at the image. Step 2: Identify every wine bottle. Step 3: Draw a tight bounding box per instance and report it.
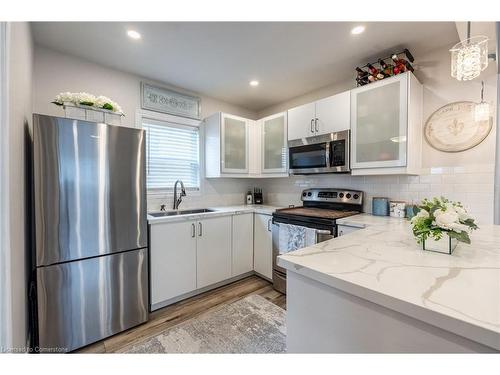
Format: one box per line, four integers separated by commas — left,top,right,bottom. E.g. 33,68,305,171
367,63,384,81
391,54,406,75
394,53,414,73
355,67,369,86
378,59,393,78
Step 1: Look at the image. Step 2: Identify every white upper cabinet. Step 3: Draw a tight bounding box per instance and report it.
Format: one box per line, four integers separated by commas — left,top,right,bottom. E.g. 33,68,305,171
287,92,350,141
248,119,262,177
205,112,249,177
205,111,287,178
221,113,249,173
261,112,287,174
350,72,422,175
287,102,316,140
315,91,350,134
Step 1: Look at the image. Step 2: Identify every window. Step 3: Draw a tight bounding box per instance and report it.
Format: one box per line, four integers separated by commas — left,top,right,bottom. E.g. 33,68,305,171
143,118,200,191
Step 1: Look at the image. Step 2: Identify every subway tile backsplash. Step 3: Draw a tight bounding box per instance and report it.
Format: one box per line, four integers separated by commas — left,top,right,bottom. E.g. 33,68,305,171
261,163,495,225
146,164,494,225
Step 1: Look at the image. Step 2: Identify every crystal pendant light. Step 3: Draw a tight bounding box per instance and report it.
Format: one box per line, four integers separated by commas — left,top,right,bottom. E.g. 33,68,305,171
474,81,490,122
450,22,489,81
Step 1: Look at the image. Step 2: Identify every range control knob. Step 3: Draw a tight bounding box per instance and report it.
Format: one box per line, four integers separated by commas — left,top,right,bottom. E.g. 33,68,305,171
307,192,312,197
339,193,344,198
353,194,359,200
302,192,307,197
346,193,352,199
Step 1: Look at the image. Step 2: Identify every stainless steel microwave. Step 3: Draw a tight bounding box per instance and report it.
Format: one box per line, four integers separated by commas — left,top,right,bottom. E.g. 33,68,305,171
288,130,350,175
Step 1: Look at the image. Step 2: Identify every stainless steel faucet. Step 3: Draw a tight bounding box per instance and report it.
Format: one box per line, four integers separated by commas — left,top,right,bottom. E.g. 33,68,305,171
173,180,186,210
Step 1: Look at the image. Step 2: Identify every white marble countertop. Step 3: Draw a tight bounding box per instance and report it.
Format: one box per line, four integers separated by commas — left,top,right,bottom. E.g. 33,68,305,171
148,204,281,224
278,213,500,350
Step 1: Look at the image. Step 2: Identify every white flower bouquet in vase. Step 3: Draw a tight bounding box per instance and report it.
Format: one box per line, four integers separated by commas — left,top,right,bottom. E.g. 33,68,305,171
410,197,478,254
52,92,124,126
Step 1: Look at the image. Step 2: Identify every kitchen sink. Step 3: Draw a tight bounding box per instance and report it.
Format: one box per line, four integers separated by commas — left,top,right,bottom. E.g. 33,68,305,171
149,208,215,217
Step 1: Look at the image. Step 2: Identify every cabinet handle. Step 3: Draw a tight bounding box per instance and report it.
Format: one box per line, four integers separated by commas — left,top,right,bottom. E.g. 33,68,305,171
310,119,314,133
315,118,319,132
267,218,272,232
191,223,196,238
198,222,203,237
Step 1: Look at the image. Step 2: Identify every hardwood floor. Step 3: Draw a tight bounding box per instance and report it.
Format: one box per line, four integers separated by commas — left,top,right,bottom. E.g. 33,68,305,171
76,275,285,353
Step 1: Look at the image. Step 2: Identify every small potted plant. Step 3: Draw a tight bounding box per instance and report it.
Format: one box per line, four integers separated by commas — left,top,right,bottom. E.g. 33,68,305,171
410,197,478,254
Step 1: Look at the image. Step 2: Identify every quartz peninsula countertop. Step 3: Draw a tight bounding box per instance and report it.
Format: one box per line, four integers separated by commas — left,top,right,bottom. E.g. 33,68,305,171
277,213,500,350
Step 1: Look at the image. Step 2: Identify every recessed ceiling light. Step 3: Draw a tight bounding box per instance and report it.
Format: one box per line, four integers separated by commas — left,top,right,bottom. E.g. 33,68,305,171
127,30,141,40
351,25,365,35
249,80,259,87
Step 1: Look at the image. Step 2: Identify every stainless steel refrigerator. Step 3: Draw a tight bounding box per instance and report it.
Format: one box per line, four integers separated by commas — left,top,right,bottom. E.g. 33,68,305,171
30,114,148,352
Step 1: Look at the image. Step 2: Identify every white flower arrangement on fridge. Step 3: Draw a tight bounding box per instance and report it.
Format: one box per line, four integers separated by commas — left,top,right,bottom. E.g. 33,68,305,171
410,197,478,245
52,92,124,115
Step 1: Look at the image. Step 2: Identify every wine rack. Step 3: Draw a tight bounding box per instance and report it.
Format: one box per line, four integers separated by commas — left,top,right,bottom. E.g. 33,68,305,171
355,48,415,87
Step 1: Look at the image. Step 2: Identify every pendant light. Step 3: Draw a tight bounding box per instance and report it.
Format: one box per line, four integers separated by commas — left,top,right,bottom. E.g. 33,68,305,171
450,22,489,81
474,81,490,122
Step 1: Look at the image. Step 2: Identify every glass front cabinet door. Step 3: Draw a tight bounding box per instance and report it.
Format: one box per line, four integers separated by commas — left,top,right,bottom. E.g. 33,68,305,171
261,112,287,174
350,73,409,169
221,113,249,173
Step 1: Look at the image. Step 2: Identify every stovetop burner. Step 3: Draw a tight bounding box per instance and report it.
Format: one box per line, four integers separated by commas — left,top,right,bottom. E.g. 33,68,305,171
272,188,364,227
275,207,360,220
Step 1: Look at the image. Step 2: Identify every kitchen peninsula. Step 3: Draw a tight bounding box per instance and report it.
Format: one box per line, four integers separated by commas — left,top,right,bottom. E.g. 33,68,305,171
278,214,500,353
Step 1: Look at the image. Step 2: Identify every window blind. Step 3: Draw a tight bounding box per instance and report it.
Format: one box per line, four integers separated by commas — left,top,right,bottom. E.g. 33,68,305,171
143,118,200,191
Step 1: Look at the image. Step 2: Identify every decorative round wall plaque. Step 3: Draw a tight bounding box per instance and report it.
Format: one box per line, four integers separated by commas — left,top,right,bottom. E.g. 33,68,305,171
424,101,492,152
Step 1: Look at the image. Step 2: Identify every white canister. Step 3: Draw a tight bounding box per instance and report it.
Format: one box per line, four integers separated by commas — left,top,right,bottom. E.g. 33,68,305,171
246,191,253,205
389,201,406,218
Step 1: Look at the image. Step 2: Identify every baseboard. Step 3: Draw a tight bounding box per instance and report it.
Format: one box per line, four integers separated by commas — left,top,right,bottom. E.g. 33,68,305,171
151,271,256,311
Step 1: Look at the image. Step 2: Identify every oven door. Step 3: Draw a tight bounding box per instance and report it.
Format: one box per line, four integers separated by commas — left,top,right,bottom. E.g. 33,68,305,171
271,220,333,293
272,220,334,275
288,142,330,174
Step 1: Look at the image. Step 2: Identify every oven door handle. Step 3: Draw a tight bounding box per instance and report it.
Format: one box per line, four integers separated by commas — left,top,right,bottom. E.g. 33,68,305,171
315,229,331,235
315,229,334,243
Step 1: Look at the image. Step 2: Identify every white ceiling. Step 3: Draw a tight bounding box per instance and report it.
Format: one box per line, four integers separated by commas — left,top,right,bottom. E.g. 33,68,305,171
32,22,460,111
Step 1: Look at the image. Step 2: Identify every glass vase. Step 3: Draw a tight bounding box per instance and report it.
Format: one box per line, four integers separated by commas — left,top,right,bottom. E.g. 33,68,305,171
422,235,458,255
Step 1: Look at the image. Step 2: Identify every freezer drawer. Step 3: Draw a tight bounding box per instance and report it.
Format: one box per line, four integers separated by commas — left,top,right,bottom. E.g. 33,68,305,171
36,248,148,352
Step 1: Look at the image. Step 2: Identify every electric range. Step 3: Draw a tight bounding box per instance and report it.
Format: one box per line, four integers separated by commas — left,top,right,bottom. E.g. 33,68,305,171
271,188,364,293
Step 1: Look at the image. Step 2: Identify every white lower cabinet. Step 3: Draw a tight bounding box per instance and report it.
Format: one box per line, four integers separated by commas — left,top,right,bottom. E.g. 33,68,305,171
150,211,274,310
231,213,254,276
150,220,197,306
196,216,232,289
253,213,273,280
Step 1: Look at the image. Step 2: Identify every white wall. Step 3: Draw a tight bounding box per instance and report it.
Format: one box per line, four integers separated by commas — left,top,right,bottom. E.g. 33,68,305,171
4,22,33,350
33,46,262,211
260,46,497,224
33,46,257,125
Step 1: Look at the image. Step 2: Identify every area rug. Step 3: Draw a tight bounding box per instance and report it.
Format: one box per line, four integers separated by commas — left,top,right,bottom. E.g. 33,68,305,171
120,295,286,353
